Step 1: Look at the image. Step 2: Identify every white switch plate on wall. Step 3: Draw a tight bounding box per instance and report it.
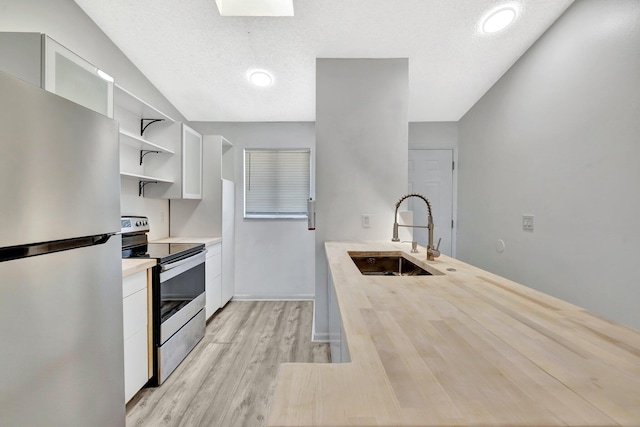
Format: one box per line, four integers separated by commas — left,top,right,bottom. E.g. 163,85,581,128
522,215,534,231
362,214,371,228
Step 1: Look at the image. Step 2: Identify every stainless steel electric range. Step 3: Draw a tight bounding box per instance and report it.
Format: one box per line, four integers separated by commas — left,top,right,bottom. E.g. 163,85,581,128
121,216,207,385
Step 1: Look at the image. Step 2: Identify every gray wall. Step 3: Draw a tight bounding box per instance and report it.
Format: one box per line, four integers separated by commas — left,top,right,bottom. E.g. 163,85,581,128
457,0,640,329
315,58,409,339
0,0,187,239
191,122,316,300
409,122,458,149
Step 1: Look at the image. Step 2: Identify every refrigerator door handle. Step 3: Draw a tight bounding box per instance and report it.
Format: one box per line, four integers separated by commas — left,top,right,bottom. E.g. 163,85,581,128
0,233,115,263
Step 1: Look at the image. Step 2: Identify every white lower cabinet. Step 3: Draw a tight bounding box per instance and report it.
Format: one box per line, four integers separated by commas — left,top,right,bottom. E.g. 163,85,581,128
205,242,223,319
122,270,150,403
123,328,148,402
328,271,350,363
143,123,203,199
221,179,235,306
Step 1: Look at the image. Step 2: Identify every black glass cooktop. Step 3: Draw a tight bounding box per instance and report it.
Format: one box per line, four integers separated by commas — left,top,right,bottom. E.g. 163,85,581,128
123,242,205,264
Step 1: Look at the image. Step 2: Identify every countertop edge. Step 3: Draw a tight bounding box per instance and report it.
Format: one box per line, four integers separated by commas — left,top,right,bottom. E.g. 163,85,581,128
122,258,156,278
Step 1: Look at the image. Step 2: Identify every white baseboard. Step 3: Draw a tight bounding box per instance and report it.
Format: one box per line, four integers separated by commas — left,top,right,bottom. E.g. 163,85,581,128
311,300,329,342
312,332,330,343
232,294,315,301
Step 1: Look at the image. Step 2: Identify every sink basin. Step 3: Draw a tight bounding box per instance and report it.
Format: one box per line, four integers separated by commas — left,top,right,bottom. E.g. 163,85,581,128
349,251,437,276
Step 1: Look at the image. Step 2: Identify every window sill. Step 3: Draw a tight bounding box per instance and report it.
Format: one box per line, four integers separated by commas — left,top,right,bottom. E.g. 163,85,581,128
244,214,308,220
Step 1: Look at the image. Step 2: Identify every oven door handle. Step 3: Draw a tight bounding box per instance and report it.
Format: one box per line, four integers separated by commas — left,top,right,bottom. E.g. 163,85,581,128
160,250,207,281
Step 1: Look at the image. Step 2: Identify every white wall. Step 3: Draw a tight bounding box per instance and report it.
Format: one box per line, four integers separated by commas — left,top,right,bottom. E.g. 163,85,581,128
457,0,640,329
191,122,316,300
120,180,169,241
409,122,458,149
315,58,409,339
0,0,188,240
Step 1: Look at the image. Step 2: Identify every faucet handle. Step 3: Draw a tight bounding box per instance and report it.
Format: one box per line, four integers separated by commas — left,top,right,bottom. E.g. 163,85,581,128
427,237,442,261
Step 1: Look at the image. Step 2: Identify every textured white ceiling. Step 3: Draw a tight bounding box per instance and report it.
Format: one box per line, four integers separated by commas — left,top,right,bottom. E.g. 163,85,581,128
74,0,574,122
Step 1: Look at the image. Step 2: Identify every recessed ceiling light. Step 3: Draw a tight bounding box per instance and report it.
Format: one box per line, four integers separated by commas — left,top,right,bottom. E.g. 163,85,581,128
215,0,294,16
482,7,517,33
248,70,273,87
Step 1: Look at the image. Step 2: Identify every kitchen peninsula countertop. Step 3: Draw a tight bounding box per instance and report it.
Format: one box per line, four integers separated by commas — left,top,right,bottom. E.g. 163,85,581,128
267,241,640,427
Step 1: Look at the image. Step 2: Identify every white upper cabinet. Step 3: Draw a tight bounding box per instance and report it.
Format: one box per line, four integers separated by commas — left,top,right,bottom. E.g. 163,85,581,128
0,32,113,118
169,135,235,236
116,89,202,199
42,36,113,118
182,124,203,199
143,123,203,200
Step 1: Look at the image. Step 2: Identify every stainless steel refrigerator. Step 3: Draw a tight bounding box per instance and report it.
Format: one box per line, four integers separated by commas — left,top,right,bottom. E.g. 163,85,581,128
0,71,125,426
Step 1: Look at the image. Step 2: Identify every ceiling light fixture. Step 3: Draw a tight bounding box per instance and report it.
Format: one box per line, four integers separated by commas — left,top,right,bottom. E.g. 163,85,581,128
248,70,273,87
96,69,114,82
482,6,517,33
216,0,293,17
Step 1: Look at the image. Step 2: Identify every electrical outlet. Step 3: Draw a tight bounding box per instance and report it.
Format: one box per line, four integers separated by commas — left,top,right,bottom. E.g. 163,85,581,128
522,215,534,231
361,214,371,228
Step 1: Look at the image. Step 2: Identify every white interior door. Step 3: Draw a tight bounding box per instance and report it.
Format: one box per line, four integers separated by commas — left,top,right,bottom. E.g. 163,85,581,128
408,149,454,256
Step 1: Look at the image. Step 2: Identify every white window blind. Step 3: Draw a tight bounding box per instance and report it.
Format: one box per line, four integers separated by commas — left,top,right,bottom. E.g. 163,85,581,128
244,149,311,218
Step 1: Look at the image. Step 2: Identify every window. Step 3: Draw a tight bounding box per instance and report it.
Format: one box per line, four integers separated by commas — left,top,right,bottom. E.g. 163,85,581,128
244,149,311,218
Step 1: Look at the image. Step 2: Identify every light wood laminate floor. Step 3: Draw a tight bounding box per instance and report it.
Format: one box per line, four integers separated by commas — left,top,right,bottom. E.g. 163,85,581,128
126,301,329,427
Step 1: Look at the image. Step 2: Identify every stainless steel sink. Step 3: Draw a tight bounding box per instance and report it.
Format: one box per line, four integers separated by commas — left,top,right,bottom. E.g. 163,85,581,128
349,251,439,276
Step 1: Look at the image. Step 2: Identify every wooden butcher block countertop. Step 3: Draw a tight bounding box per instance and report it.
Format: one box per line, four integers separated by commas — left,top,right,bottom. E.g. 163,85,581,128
267,241,640,427
121,258,156,278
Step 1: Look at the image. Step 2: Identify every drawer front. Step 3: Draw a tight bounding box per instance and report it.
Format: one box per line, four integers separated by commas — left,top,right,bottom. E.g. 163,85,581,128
123,288,147,341
122,270,146,298
207,242,222,257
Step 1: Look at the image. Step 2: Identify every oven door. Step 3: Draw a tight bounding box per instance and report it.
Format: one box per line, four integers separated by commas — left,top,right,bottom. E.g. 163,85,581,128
158,250,206,344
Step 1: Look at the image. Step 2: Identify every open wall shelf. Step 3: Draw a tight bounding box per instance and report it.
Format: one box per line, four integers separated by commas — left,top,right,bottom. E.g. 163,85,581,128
119,129,174,154
115,84,175,123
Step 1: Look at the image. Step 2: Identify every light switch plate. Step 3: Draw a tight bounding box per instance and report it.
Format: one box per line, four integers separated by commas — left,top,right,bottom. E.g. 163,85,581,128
362,214,371,228
522,215,534,231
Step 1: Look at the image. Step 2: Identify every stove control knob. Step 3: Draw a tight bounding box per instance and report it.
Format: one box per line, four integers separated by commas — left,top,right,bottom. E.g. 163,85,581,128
136,221,141,226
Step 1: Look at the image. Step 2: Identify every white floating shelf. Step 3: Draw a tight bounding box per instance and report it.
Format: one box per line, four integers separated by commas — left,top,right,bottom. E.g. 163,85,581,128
119,129,175,154
120,172,173,184
115,84,176,122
